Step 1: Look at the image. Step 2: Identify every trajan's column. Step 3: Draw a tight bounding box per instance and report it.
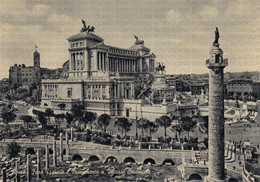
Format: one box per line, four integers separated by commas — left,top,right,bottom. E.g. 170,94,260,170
206,27,228,182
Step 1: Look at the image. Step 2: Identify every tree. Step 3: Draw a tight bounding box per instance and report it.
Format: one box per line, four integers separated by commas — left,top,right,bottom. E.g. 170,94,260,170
71,105,85,126
6,142,21,159
202,116,208,133
58,103,66,113
171,124,183,142
53,113,65,131
156,115,172,142
33,109,48,131
1,106,16,132
71,105,84,118
20,115,35,133
84,111,97,131
170,110,181,121
136,118,149,139
144,120,159,139
96,114,111,133
45,108,54,125
1,106,16,124
65,112,73,128
229,91,234,99
181,117,197,140
114,117,132,138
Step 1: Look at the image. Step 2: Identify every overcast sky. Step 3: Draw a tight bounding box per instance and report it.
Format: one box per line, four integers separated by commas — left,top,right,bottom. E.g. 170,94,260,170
0,0,259,79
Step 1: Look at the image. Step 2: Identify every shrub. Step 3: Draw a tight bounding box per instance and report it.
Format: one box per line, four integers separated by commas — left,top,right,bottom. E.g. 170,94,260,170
93,136,111,145
6,142,21,159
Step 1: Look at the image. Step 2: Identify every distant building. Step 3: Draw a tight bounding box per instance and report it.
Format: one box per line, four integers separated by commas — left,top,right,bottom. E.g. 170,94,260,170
9,50,41,86
226,79,253,94
190,81,209,95
165,76,184,92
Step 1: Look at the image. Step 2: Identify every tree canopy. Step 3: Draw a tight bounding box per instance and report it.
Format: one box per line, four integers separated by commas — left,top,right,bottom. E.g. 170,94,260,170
84,111,97,131
137,118,149,138
156,115,172,141
144,120,159,139
1,106,16,125
114,117,132,138
20,115,35,133
96,114,111,133
6,142,21,159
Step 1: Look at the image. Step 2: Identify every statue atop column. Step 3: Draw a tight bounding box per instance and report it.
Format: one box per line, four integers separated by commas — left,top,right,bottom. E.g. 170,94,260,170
213,27,219,44
81,19,95,33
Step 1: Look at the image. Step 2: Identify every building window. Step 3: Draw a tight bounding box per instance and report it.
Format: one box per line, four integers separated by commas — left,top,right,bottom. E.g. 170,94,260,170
126,109,130,117
67,88,72,98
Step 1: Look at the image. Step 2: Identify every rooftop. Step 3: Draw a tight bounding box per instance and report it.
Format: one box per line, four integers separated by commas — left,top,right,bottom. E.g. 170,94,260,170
67,32,103,42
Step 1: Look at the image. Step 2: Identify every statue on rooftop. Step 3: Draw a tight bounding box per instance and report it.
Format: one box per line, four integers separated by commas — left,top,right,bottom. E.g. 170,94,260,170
81,19,95,33
134,35,144,45
81,19,87,32
214,27,219,44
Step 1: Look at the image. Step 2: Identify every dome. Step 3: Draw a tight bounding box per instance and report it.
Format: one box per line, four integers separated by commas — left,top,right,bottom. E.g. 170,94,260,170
67,32,103,42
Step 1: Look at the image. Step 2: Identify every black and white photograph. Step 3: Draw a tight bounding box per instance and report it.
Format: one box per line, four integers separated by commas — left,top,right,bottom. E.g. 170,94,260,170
0,0,260,181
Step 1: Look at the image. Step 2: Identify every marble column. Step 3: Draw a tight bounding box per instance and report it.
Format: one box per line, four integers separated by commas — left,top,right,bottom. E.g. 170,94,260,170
90,85,93,99
97,52,99,71
105,85,109,99
27,154,32,182
121,83,124,99
75,53,78,70
45,145,49,171
2,168,6,182
100,52,103,71
53,140,57,167
36,149,41,180
59,133,63,161
100,85,102,99
117,83,120,98
65,130,69,145
102,53,105,72
15,160,20,182
71,127,73,142
131,83,135,98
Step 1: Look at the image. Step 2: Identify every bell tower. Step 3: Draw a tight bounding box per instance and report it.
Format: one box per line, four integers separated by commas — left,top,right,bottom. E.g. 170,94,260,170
206,27,228,182
33,50,40,68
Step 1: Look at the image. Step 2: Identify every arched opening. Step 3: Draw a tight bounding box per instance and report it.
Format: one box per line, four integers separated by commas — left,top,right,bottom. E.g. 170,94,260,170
188,173,203,181
72,154,83,161
89,155,99,162
44,103,48,106
228,178,239,182
143,158,156,165
63,149,66,155
162,159,175,166
26,148,35,155
49,148,53,154
105,156,118,163
123,157,135,163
